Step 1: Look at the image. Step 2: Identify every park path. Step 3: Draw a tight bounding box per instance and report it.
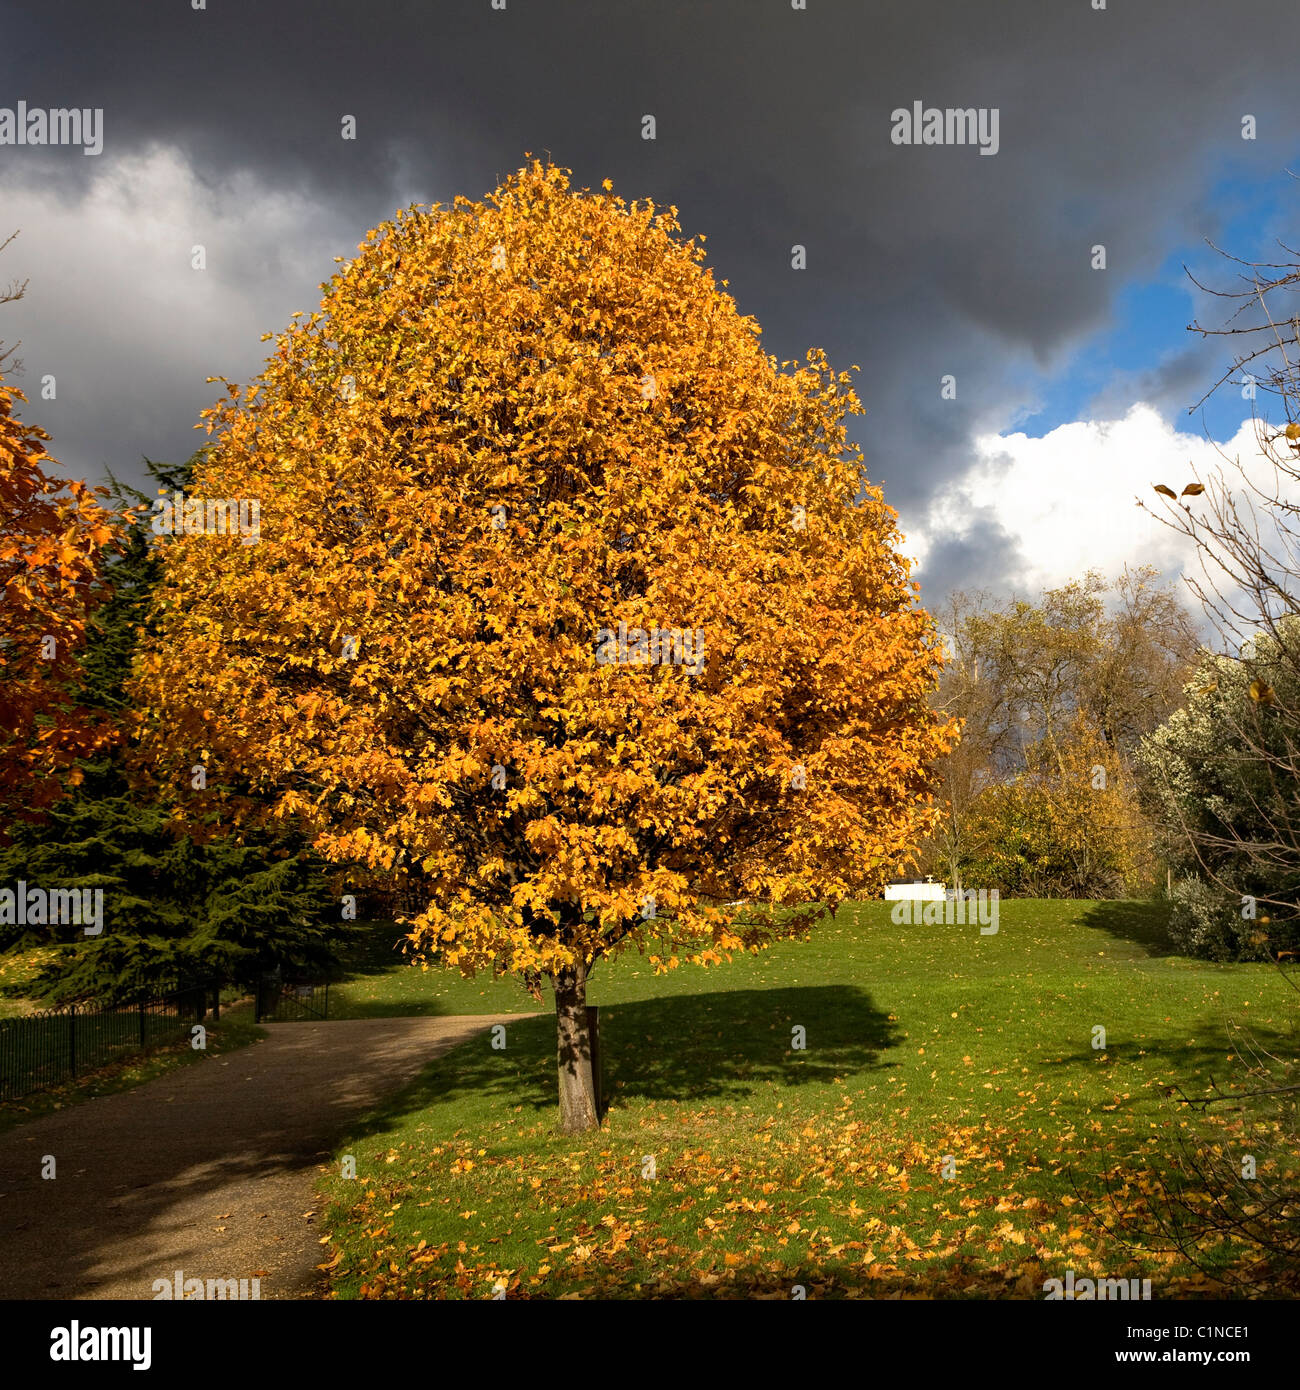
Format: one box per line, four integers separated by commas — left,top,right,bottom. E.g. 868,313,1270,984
0,1015,516,1300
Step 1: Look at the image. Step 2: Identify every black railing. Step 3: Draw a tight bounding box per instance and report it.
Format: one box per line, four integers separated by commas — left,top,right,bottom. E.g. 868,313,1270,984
0,979,224,1103
254,972,329,1023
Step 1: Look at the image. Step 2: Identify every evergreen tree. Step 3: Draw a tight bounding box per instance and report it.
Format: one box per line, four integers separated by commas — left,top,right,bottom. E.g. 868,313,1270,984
0,455,353,1003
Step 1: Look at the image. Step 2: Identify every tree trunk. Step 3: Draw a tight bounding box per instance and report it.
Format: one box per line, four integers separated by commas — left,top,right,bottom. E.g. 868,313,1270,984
552,961,599,1134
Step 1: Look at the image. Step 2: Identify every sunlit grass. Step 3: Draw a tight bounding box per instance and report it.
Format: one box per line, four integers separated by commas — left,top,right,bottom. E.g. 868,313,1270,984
317,900,1299,1299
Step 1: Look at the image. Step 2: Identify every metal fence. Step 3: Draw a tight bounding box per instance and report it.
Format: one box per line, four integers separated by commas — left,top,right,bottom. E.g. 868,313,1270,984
254,972,329,1023
0,980,223,1103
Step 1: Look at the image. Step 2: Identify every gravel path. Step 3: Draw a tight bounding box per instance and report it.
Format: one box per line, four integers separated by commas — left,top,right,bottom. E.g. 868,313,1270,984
0,1015,516,1300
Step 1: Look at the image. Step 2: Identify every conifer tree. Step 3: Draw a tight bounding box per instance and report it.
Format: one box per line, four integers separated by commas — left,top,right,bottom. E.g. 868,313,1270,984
0,456,347,1003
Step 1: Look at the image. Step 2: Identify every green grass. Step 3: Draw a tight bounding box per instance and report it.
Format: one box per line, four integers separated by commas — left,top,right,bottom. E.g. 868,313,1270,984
317,900,1300,1299
0,945,58,1018
326,921,541,1018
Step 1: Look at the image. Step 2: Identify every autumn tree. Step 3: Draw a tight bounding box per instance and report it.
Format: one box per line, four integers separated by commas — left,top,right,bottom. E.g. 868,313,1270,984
963,712,1153,898
922,569,1195,893
0,376,117,827
132,160,954,1132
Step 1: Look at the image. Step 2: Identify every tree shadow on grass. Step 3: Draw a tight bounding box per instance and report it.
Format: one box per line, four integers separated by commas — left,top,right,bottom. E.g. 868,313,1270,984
601,985,899,1103
1031,1010,1295,1115
346,985,899,1142
1078,900,1177,958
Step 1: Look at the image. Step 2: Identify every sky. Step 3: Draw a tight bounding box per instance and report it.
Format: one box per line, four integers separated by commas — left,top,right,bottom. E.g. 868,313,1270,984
4,0,1300,606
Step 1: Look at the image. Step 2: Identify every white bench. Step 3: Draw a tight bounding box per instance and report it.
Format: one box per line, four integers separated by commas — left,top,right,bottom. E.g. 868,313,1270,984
883,880,946,901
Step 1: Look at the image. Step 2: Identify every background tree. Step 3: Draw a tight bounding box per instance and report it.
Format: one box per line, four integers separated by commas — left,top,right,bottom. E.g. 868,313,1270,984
922,590,1014,891
964,711,1153,898
0,456,345,1004
1121,229,1300,1288
1138,632,1300,960
922,568,1195,894
0,375,117,827
132,160,955,1132
955,568,1195,767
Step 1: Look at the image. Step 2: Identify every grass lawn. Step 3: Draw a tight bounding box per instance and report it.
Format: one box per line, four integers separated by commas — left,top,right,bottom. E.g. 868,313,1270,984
317,900,1300,1299
0,946,59,1019
326,922,541,1019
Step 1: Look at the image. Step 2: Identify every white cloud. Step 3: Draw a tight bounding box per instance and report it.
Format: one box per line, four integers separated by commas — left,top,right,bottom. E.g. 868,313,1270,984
0,144,358,483
902,403,1267,594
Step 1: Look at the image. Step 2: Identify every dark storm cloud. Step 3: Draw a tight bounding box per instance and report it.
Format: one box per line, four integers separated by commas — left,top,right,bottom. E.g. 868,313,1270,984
4,0,1300,594
908,510,1029,605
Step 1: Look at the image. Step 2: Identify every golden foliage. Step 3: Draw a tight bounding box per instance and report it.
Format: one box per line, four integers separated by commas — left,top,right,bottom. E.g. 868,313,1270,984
132,160,954,976
965,715,1153,897
0,378,117,822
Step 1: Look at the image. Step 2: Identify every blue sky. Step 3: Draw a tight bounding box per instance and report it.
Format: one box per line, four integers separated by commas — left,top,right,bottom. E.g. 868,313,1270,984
1016,165,1300,447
